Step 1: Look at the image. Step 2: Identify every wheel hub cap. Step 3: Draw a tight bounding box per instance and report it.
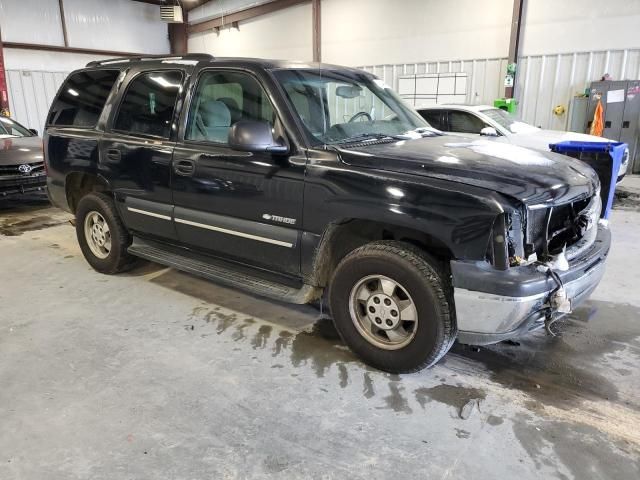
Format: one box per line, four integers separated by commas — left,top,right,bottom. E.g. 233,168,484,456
84,211,111,259
349,274,418,350
365,294,400,330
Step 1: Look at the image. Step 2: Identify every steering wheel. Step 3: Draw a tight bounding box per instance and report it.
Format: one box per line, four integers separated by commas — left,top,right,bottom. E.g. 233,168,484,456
348,111,373,123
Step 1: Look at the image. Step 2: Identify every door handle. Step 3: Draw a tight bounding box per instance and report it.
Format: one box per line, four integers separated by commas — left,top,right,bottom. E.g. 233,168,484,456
105,148,121,162
174,159,196,176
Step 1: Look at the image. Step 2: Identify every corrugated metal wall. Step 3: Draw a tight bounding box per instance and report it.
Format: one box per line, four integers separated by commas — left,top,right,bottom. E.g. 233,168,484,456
6,48,640,137
360,48,640,132
5,69,69,135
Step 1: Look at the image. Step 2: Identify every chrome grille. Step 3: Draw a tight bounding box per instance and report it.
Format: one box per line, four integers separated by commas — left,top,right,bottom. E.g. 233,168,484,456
0,161,45,176
525,194,601,259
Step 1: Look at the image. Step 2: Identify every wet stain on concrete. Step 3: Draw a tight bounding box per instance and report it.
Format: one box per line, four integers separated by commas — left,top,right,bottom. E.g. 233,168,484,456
512,413,640,479
451,300,640,410
363,373,375,399
232,322,250,342
273,331,293,357
414,384,486,412
383,382,412,414
614,188,640,212
252,325,272,350
289,317,357,378
0,215,68,236
338,364,349,388
486,415,504,426
455,428,471,439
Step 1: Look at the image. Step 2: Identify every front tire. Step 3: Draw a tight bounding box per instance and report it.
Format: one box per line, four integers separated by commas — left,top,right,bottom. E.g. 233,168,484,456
75,192,136,274
328,241,456,373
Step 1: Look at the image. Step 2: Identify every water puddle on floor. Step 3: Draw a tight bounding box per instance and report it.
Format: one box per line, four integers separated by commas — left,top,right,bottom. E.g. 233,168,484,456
153,267,640,417
0,195,69,236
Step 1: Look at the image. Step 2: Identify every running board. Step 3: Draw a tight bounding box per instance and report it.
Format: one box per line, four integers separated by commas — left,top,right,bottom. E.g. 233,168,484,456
128,238,321,304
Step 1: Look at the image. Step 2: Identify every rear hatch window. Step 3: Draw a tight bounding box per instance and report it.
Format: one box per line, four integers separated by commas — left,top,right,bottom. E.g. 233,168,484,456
47,70,120,128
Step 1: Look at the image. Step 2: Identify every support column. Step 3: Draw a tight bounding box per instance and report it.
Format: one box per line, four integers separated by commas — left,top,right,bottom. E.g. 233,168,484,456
312,0,321,62
505,0,525,98
169,10,189,54
0,26,10,116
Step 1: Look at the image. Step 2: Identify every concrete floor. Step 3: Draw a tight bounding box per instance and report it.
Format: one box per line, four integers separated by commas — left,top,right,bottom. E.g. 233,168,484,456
1,181,640,480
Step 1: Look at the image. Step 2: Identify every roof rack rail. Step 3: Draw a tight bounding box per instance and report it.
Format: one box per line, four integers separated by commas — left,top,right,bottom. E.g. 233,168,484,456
85,53,214,67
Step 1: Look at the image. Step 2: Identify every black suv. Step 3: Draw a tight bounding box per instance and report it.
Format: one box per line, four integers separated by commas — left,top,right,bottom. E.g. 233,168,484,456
45,54,610,372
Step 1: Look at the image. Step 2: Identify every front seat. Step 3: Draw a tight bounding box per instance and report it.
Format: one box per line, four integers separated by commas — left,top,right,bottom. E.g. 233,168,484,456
193,100,231,143
218,97,242,125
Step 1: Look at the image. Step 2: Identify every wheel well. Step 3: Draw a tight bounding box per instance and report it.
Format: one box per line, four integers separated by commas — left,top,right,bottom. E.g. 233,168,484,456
65,173,110,213
310,219,453,287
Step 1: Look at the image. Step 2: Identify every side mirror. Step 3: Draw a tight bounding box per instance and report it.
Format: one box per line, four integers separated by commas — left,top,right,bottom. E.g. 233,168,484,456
29,128,38,136
480,126,499,137
228,120,288,154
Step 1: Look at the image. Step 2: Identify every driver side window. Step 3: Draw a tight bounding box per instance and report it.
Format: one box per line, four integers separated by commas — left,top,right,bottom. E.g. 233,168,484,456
447,110,487,134
187,70,275,144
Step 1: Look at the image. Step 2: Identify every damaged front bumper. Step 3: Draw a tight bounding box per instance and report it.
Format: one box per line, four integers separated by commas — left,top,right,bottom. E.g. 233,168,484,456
451,222,611,345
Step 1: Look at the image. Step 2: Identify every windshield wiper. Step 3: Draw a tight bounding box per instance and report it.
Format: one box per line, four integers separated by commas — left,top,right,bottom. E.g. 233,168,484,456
333,132,409,145
410,127,443,136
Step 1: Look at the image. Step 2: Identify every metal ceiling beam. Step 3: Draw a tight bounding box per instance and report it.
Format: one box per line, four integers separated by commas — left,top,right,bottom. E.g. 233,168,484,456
2,42,143,58
130,0,166,5
188,0,309,35
185,1,210,11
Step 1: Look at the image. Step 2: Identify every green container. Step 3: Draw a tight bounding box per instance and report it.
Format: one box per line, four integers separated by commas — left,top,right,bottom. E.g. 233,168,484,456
494,98,518,113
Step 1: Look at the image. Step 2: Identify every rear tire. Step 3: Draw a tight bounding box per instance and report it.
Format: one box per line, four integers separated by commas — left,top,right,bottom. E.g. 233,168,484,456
328,241,456,373
75,192,136,274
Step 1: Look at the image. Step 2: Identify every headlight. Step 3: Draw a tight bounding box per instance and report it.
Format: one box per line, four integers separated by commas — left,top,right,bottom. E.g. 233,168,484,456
487,212,524,270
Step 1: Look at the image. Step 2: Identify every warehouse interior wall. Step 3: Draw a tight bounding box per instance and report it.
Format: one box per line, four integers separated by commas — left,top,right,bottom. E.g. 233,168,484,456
0,0,170,70
188,2,312,61
321,0,513,66
521,0,640,56
0,0,170,132
185,0,640,132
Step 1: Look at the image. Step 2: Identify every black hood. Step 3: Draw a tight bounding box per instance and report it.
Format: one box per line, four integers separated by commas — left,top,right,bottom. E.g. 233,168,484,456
337,135,598,206
0,136,43,166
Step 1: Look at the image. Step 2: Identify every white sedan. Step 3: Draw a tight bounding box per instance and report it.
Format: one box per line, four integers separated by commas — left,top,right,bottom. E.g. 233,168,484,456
416,104,629,181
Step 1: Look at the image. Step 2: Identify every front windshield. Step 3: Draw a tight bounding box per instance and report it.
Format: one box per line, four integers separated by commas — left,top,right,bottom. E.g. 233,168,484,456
0,116,33,138
273,69,430,145
480,108,538,134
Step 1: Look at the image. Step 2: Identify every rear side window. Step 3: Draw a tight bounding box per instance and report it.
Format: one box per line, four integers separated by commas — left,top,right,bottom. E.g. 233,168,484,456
47,70,119,128
447,110,486,134
113,70,183,139
419,110,443,130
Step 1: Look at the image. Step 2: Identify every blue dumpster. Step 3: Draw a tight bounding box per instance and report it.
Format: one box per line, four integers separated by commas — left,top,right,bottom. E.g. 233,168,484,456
549,141,628,219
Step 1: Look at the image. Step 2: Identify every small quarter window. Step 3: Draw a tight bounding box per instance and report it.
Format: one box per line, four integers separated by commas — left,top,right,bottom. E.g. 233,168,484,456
114,70,183,139
47,70,119,128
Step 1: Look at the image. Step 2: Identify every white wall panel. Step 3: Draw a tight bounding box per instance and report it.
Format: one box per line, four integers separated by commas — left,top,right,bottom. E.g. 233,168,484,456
0,0,64,45
322,0,512,67
5,69,69,134
361,48,640,132
2,48,111,71
188,2,312,61
521,0,640,56
62,0,169,54
189,0,274,23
